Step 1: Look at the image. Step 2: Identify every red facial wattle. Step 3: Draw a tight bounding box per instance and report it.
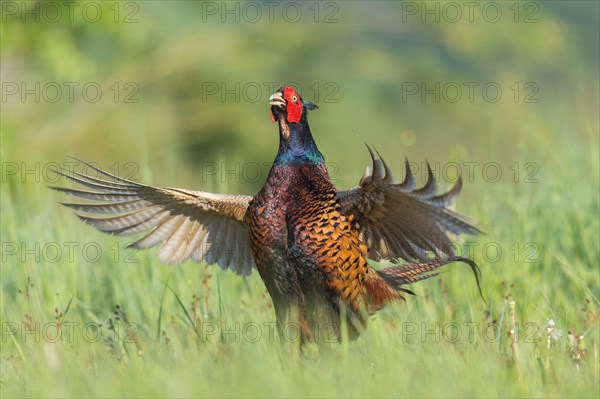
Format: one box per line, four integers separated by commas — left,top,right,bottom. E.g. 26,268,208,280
284,87,303,123
286,102,302,123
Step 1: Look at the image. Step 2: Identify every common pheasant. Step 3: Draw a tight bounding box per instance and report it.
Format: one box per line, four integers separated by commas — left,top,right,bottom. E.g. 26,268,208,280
53,86,483,343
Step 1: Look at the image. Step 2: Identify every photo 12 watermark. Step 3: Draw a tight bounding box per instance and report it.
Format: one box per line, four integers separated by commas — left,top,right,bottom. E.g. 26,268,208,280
400,1,540,24
1,1,140,24
2,320,140,345
451,241,539,265
198,160,341,184
199,1,340,24
1,82,140,104
400,81,540,104
1,161,140,184
200,81,339,104
1,241,140,265
397,160,540,184
1,240,256,266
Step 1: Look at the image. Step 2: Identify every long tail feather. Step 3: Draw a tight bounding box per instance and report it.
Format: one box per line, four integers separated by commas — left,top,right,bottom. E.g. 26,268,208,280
379,256,486,304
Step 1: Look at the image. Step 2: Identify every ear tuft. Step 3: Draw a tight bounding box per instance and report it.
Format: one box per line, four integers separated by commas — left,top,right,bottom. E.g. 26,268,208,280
303,100,318,110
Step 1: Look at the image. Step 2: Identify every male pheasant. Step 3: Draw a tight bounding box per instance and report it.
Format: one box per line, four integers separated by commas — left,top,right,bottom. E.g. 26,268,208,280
53,86,483,343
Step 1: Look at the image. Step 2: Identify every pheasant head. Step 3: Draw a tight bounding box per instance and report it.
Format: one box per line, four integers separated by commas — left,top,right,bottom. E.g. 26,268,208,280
269,86,318,124
269,87,322,166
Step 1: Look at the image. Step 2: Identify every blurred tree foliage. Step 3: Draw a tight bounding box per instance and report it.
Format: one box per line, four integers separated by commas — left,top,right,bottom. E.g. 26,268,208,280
1,1,598,193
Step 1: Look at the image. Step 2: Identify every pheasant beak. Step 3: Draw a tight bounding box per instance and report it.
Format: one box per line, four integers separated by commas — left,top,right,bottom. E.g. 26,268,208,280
269,92,286,108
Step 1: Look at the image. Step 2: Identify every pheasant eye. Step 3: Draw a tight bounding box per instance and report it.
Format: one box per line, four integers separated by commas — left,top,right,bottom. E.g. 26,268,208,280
291,95,297,102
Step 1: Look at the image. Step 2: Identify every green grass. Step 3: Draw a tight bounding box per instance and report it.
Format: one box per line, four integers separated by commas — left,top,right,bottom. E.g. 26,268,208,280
1,121,598,398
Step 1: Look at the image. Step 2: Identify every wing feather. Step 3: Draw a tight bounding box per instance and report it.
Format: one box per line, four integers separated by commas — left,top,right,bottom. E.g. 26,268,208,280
60,199,152,215
337,146,481,263
158,216,191,263
52,160,255,274
174,218,202,264
191,222,212,263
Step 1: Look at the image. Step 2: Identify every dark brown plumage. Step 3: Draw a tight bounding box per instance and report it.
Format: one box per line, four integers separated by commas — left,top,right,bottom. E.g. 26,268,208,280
53,86,483,344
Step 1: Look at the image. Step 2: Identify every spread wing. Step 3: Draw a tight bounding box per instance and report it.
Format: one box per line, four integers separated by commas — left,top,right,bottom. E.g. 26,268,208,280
336,146,481,263
51,161,255,275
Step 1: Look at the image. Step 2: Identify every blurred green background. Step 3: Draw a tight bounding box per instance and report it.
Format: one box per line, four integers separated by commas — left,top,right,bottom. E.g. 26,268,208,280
1,1,599,397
